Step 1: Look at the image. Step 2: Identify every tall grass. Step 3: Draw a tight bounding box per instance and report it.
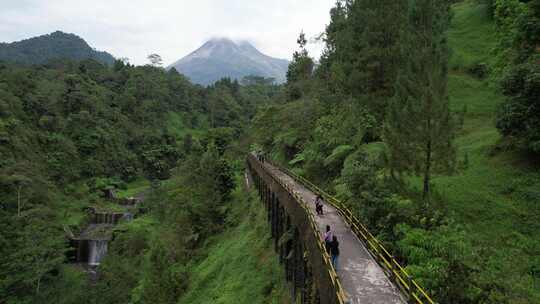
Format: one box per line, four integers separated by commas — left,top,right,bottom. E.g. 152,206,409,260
423,0,540,299
178,186,289,304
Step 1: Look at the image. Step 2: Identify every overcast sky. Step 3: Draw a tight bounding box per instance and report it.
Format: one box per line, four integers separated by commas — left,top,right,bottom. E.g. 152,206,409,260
1,0,334,65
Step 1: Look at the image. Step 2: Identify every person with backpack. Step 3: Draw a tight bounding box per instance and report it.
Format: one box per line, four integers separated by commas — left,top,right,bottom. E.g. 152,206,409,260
330,235,340,271
323,225,333,254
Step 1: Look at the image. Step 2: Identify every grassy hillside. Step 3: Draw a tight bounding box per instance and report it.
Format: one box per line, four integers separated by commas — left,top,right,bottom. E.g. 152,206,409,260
431,0,539,298
116,178,150,198
178,186,289,304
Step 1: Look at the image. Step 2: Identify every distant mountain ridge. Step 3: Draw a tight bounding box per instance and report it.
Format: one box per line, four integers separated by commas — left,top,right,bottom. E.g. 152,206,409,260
168,38,289,85
0,31,115,66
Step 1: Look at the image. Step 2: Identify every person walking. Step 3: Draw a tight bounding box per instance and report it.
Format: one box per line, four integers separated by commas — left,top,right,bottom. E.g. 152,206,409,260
323,225,333,254
330,235,340,271
314,194,321,207
314,194,323,215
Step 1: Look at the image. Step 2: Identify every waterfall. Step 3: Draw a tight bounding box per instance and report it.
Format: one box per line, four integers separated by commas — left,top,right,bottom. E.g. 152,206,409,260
88,240,108,266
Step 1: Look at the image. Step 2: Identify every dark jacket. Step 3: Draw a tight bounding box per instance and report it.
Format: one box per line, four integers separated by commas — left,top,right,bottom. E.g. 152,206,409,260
330,240,339,256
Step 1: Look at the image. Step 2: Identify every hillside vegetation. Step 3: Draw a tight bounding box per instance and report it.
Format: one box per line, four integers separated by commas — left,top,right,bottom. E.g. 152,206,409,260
250,0,540,302
1,1,538,303
179,188,288,304
436,0,540,299
0,54,284,303
0,31,115,66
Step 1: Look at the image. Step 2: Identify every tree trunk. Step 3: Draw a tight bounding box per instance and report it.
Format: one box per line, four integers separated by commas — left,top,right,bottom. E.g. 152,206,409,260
423,139,432,201
36,276,41,294
17,185,22,217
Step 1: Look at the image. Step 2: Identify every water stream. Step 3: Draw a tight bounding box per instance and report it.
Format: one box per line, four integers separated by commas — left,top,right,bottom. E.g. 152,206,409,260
70,193,140,269
88,240,108,266
72,211,133,266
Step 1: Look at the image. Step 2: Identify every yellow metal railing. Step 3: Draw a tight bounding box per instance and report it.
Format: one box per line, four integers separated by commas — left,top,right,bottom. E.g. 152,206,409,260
266,159,436,304
289,184,348,304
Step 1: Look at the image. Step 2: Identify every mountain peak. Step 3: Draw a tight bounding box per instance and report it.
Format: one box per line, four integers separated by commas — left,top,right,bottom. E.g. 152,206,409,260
168,38,289,86
50,30,72,36
207,37,236,44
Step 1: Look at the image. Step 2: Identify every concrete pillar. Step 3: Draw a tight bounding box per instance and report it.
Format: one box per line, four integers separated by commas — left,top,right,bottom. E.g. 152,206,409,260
273,199,280,251
277,207,284,262
259,178,263,199
256,175,261,197
269,193,274,222
260,181,264,201
301,258,311,304
295,237,305,295
272,198,278,239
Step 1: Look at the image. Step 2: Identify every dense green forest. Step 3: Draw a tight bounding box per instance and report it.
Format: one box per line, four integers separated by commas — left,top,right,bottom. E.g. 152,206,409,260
0,55,285,303
251,0,539,303
1,0,538,303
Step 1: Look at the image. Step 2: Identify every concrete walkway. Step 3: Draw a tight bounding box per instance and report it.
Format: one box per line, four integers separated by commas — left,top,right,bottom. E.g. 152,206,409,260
264,162,405,304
